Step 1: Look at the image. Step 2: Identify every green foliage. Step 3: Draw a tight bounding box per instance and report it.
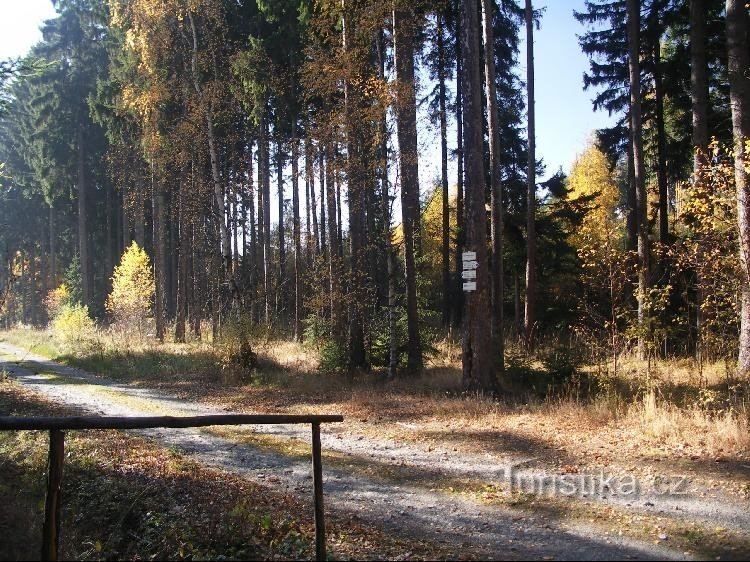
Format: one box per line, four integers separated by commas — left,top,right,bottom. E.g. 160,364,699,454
318,340,347,375
64,255,84,306
302,314,330,350
539,344,585,387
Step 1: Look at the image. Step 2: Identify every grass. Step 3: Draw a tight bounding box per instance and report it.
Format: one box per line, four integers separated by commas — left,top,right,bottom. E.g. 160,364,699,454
2,326,749,483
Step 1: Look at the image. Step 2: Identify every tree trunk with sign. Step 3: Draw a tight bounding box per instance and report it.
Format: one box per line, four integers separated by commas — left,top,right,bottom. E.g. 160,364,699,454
460,0,498,394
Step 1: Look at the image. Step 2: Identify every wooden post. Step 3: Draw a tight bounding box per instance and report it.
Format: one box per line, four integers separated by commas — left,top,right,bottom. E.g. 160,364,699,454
311,422,326,561
42,429,64,561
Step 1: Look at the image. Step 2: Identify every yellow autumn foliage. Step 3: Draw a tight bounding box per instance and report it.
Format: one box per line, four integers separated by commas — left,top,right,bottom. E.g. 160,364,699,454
106,242,155,338
567,143,623,272
53,303,98,352
45,283,72,320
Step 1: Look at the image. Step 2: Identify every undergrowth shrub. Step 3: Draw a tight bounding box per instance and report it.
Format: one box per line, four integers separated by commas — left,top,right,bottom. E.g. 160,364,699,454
215,316,257,384
319,340,347,374
52,303,99,354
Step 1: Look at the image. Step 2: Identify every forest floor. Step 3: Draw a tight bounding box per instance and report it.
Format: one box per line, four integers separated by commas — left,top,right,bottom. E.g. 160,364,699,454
1,329,750,560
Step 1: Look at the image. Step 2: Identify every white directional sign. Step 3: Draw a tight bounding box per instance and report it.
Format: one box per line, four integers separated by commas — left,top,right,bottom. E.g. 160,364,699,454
462,250,478,292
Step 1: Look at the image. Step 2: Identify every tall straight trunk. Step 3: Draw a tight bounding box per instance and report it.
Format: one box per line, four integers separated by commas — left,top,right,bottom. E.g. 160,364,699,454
319,149,327,257
134,181,145,248
325,145,344,345
29,245,37,325
305,138,313,260
524,0,537,348
626,142,637,252
259,112,272,324
152,171,167,342
247,143,258,319
437,11,451,329
168,195,177,318
232,186,239,274
336,174,343,256
627,0,650,358
726,0,750,372
482,0,504,371
105,182,114,296
308,140,320,255
454,1,465,329
188,13,233,308
378,29,398,379
243,140,254,284
393,3,423,375
175,176,187,343
653,36,669,249
691,0,710,174
48,204,57,287
277,141,286,322
77,128,90,307
342,4,366,369
460,0,497,394
292,136,303,341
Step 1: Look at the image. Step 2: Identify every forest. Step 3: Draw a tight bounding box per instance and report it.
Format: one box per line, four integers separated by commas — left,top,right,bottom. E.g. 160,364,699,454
1,0,750,560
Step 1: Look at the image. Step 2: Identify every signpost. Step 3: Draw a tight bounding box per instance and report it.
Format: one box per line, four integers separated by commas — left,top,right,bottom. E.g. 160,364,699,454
462,251,477,292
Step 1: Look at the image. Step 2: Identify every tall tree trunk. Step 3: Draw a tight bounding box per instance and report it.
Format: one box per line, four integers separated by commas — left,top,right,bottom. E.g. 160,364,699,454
626,142,637,253
437,10,451,330
292,136,303,341
152,170,167,342
188,12,235,311
726,0,750,372
336,172,343,256
342,3,366,369
319,149,327,257
482,0,504,371
277,140,286,323
318,145,328,256
454,1,465,330
628,0,650,359
691,0,710,174
325,144,344,346
259,111,272,325
654,36,669,250
460,0,497,394
524,0,537,348
247,142,258,321
175,176,187,343
378,29,398,379
77,128,90,307
134,184,145,248
393,2,423,375
49,203,57,287
105,182,114,298
308,140,320,255
232,186,239,274
305,138,313,260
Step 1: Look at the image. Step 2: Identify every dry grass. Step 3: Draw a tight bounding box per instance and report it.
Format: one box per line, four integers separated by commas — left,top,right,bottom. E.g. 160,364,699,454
632,390,750,455
3,326,749,475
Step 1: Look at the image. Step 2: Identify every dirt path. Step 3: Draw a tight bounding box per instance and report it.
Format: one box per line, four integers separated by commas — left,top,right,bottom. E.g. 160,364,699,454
0,341,738,560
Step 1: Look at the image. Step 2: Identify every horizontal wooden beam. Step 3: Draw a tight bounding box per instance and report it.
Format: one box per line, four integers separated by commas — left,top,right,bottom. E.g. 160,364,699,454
0,414,344,431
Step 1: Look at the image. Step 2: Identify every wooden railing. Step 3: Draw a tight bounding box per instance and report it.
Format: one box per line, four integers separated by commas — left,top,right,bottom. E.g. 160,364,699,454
0,414,344,561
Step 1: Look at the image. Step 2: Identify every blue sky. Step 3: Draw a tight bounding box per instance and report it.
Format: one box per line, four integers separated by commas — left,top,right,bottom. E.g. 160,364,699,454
0,0,616,191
